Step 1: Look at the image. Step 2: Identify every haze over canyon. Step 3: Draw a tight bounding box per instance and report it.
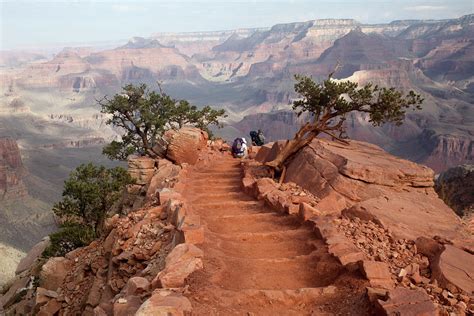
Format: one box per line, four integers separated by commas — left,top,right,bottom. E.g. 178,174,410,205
0,14,473,252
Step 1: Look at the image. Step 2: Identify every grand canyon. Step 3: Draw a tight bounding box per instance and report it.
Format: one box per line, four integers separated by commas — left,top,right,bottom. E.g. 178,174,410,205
1,11,473,315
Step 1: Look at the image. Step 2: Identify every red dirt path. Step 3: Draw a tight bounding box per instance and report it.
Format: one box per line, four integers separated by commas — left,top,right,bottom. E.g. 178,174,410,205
182,154,371,315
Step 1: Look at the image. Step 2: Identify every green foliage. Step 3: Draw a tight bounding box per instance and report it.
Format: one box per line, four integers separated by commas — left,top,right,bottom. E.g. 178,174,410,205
292,74,423,136
52,163,133,234
43,224,96,258
100,83,227,160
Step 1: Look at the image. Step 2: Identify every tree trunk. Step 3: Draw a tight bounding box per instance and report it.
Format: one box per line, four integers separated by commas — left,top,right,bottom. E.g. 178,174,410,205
265,124,320,172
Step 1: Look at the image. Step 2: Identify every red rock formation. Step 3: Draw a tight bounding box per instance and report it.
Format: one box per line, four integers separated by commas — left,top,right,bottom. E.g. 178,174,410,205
164,127,208,165
0,137,27,199
260,139,469,245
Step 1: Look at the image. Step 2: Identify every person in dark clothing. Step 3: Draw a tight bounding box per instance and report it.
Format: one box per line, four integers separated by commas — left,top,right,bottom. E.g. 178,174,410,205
250,129,265,146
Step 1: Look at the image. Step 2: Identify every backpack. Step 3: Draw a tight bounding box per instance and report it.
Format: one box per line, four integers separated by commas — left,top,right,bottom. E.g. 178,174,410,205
232,138,245,154
249,131,258,145
256,133,265,146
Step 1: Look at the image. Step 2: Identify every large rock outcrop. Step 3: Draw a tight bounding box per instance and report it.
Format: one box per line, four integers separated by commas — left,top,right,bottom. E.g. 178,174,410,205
164,127,208,165
435,164,474,217
263,139,469,244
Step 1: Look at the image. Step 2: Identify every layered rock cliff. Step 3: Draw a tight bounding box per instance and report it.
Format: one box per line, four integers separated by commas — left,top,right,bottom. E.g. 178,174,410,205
0,137,27,199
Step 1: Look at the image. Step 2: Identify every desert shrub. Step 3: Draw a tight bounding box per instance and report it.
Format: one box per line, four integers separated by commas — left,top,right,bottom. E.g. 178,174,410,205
42,224,96,258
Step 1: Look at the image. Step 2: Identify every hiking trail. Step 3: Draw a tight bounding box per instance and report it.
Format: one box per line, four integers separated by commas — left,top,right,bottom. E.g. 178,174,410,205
182,154,370,315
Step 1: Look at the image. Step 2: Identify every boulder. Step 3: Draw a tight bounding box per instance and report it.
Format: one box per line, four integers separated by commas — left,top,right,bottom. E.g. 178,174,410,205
360,261,394,289
262,141,287,163
128,156,156,185
177,215,204,245
153,244,203,288
125,277,150,296
86,276,104,307
128,168,155,185
165,127,208,165
146,160,180,202
128,156,156,169
15,237,50,275
254,143,273,163
375,288,437,315
39,257,72,291
135,292,192,316
415,237,443,259
1,276,30,309
431,245,474,294
37,299,61,316
35,287,58,304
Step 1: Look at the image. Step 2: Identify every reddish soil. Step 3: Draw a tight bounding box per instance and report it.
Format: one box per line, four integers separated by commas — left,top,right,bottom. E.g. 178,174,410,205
183,154,371,315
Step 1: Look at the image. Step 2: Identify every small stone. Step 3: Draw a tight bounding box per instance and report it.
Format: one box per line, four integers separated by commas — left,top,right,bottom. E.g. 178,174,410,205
398,268,407,278
117,298,127,304
366,287,388,303
432,287,443,294
455,301,467,312
322,286,337,295
446,298,458,306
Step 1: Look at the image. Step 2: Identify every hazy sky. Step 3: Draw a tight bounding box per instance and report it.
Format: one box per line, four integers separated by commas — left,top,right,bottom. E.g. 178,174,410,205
1,0,472,50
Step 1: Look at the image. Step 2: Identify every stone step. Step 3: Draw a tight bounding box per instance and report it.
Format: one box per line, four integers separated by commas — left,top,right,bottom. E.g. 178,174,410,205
205,252,340,290
190,191,250,201
194,205,273,217
190,184,241,194
188,178,242,186
191,286,337,315
213,226,316,242
211,234,319,259
192,200,264,209
194,169,241,174
203,212,301,234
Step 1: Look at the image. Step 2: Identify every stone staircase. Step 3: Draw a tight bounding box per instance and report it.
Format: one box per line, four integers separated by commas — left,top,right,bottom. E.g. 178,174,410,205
182,156,369,315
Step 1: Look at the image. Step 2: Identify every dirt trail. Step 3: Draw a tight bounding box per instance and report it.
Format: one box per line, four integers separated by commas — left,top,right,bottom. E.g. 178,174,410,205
183,154,370,315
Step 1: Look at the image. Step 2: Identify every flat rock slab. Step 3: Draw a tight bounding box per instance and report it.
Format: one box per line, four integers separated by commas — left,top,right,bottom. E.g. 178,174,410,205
376,287,437,316
433,245,474,294
15,238,50,275
360,261,394,289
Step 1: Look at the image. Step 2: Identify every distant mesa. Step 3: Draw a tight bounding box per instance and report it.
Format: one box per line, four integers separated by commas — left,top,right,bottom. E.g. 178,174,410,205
119,37,169,49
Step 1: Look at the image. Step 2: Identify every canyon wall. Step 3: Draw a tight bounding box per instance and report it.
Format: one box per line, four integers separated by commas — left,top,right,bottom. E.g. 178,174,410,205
0,138,27,199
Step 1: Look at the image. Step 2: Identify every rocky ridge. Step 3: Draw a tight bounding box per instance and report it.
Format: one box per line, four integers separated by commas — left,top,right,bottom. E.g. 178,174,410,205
244,139,473,314
0,127,209,315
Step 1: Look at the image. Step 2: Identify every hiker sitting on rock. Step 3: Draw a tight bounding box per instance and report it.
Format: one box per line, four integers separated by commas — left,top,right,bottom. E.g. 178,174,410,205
250,129,265,146
232,137,248,158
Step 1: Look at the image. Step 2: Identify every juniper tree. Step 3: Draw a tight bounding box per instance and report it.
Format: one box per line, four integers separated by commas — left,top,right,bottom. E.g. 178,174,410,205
100,84,226,160
52,163,133,235
266,74,423,173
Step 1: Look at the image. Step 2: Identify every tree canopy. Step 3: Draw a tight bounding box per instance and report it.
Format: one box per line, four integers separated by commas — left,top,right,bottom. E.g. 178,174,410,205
266,74,423,172
100,83,226,160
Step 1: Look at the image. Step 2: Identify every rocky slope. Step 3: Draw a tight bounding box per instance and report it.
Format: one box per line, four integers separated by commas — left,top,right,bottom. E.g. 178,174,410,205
247,139,473,314
4,132,473,315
